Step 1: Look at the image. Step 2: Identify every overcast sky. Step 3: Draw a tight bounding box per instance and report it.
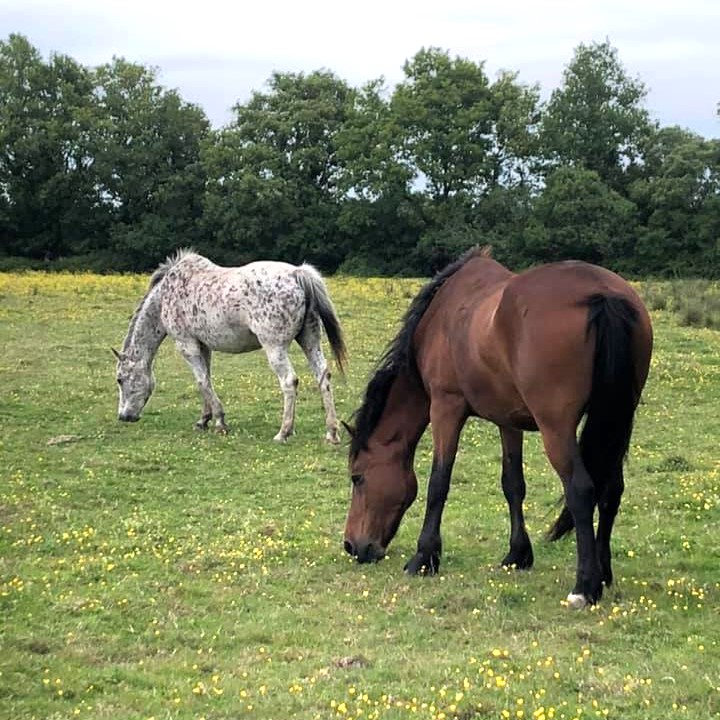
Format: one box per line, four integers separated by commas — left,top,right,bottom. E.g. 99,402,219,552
2,0,719,137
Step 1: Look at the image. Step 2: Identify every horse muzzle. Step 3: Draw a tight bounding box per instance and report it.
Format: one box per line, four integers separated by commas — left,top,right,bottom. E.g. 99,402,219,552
118,412,140,423
344,538,385,564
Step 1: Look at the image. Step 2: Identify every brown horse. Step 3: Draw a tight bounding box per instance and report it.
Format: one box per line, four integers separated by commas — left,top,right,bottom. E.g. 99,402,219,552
343,247,653,608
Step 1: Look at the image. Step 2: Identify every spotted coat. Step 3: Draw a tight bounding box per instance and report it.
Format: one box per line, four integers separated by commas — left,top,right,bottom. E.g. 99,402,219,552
114,250,347,442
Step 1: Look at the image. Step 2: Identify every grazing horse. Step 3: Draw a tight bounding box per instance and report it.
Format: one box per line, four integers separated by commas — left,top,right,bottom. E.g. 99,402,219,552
114,250,347,443
343,247,652,608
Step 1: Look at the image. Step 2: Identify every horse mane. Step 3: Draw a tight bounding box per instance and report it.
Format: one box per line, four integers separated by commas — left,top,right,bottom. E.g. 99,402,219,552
349,245,491,459
121,248,195,353
149,247,196,286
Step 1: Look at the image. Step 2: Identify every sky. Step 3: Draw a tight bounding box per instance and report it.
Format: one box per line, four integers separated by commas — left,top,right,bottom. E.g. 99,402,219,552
2,0,719,138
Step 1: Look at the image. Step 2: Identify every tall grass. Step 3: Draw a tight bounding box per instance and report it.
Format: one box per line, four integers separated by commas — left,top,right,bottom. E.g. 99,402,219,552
640,279,720,330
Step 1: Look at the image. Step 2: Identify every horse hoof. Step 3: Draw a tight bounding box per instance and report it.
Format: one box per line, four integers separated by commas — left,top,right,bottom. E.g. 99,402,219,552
273,433,289,443
326,430,341,445
566,592,589,610
500,547,534,570
404,552,440,576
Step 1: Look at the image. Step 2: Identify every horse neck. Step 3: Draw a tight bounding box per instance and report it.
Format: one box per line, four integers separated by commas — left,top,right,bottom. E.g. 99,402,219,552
123,283,166,364
369,370,430,466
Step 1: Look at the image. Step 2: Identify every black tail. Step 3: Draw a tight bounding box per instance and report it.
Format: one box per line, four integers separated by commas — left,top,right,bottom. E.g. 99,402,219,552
296,264,348,374
547,294,640,541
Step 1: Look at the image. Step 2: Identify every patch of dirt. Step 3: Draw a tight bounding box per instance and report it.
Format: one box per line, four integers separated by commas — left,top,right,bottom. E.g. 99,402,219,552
333,655,369,670
47,434,83,446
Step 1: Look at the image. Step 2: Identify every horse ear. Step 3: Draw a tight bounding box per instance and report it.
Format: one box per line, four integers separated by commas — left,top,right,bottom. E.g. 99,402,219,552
111,347,122,360
341,420,356,438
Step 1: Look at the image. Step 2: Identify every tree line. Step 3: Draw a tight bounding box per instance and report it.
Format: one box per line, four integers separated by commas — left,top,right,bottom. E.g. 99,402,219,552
1,34,719,276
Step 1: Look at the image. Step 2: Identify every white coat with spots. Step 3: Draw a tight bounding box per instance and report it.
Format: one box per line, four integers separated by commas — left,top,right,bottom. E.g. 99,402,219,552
114,249,347,442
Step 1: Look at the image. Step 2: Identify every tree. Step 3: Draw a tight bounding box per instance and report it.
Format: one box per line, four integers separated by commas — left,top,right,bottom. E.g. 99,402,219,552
203,70,354,269
630,126,720,275
333,79,424,274
392,47,494,200
541,40,653,195
487,70,542,191
0,34,99,259
92,58,209,267
523,166,637,266
335,78,412,201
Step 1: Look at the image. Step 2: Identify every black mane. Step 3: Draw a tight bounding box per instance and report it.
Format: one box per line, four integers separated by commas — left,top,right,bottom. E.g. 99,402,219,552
349,246,488,459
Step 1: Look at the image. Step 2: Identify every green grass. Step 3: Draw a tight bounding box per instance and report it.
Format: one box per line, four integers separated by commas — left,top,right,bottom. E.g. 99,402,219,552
1,272,719,720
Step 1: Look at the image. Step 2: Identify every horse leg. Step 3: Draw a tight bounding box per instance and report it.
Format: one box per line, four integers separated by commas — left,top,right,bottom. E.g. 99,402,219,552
263,344,298,442
195,344,213,430
296,316,340,444
499,427,533,569
595,462,624,587
404,395,467,576
541,428,601,607
176,339,228,433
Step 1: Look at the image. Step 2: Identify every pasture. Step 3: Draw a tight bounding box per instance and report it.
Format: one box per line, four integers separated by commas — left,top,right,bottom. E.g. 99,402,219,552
1,270,719,720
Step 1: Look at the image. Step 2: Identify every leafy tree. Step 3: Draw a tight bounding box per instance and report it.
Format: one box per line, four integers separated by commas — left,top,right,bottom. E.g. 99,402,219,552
335,78,412,200
0,34,99,259
541,40,653,195
92,58,209,267
523,165,637,266
392,47,494,200
631,126,720,275
487,71,542,190
203,70,354,269
333,79,423,273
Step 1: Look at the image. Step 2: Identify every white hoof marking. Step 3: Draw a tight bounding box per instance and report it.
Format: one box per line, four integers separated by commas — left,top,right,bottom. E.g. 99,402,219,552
566,592,588,610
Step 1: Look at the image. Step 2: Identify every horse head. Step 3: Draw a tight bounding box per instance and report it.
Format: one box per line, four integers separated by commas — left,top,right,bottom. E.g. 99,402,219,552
113,347,155,422
343,436,419,564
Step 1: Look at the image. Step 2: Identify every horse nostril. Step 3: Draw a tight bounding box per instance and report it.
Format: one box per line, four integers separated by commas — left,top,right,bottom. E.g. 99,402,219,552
344,539,355,556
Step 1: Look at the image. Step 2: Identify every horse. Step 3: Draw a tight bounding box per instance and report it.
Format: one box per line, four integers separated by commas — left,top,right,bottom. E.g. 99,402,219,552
113,249,347,443
343,247,653,608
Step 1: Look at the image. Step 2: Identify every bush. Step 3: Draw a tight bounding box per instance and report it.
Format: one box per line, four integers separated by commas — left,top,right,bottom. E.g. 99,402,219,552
639,279,720,330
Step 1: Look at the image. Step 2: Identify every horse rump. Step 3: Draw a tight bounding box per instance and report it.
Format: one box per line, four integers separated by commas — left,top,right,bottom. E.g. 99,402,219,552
547,293,641,541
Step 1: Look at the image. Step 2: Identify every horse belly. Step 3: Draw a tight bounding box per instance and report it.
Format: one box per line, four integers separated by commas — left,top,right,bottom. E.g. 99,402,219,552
203,325,262,354
465,385,537,431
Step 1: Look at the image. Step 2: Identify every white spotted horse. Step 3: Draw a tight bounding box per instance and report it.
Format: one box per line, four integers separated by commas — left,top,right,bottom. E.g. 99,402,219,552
114,249,347,443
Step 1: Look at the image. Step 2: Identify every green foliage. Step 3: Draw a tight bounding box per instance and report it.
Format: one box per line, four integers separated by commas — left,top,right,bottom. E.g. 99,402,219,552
541,40,652,194
1,272,719,718
1,34,720,276
201,70,354,269
522,166,638,266
392,47,494,199
0,36,209,267
91,59,210,267
639,279,720,329
487,71,543,190
630,127,720,275
335,79,413,201
0,35,101,258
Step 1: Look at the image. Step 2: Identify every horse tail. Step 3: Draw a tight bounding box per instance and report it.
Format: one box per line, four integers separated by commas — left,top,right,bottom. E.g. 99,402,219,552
547,294,641,541
296,264,348,374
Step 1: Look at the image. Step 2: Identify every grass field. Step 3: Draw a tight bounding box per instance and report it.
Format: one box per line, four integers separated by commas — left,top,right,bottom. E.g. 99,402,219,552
1,270,719,720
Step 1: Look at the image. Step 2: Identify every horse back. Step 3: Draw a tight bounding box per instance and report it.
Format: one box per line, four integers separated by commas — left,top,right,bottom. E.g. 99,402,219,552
496,262,651,428
416,259,652,431
159,254,307,352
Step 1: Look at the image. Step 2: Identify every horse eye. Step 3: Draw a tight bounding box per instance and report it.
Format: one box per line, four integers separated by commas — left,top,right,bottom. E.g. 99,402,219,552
117,378,123,386
351,474,364,487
